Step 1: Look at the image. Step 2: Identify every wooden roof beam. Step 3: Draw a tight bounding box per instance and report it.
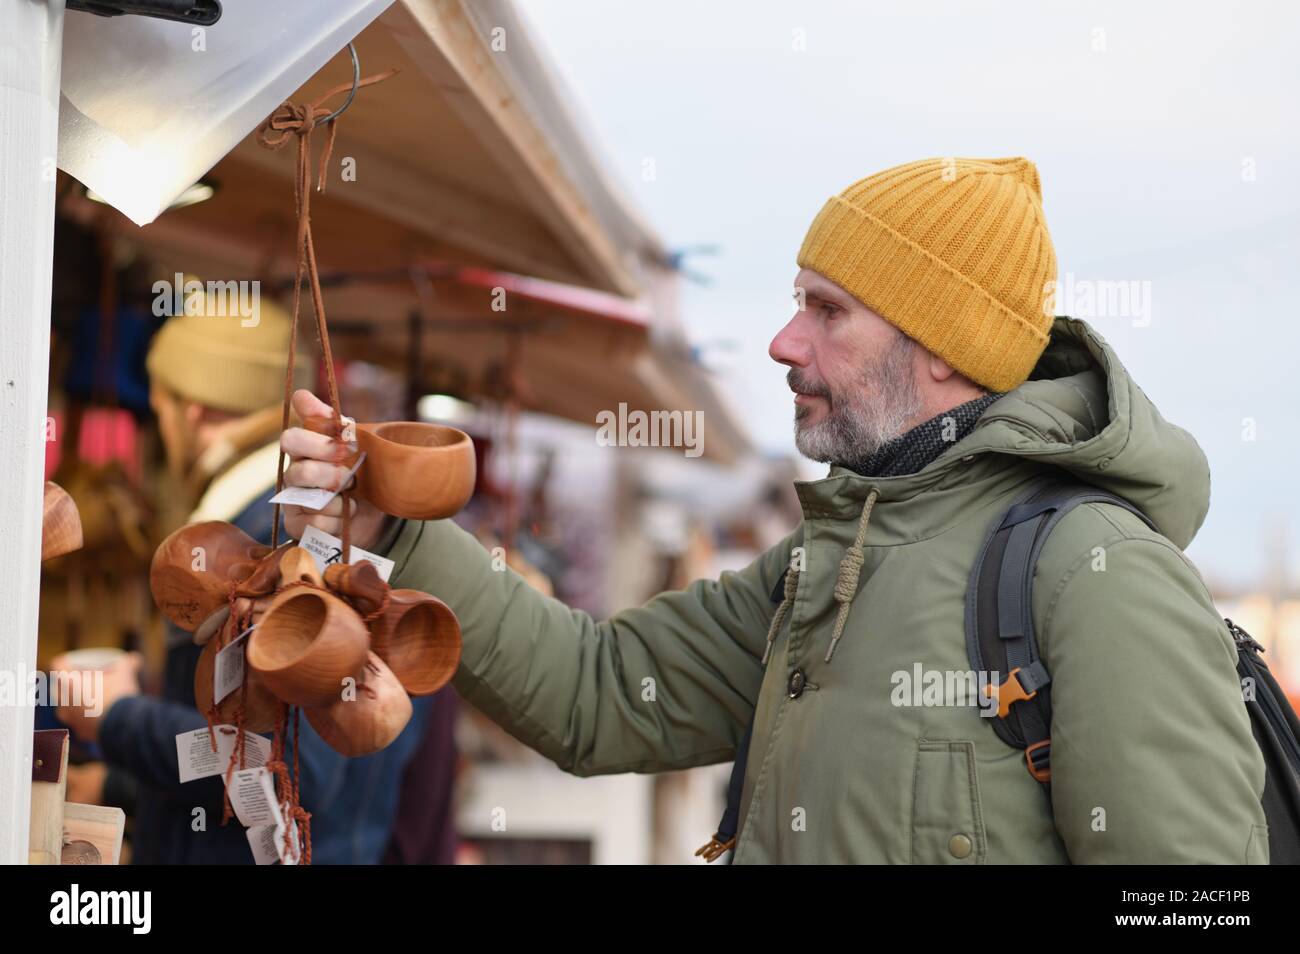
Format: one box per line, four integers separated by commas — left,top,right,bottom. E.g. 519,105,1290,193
394,0,644,299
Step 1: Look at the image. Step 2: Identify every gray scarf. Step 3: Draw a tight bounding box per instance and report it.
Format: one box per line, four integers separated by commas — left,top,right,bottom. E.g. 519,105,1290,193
840,392,1001,478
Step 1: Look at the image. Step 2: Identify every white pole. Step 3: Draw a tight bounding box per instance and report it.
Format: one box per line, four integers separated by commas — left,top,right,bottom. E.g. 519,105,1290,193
0,0,65,864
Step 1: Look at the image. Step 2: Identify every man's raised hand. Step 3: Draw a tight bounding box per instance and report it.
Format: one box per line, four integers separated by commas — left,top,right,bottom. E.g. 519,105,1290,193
279,388,390,550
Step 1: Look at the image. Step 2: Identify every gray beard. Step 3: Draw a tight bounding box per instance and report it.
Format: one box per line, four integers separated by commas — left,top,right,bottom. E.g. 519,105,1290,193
793,334,923,465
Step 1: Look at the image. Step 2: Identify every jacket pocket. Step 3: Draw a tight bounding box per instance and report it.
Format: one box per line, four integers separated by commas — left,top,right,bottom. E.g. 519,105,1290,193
910,739,987,864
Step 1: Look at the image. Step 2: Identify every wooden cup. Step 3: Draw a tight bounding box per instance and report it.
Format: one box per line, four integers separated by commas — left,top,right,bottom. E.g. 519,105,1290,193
278,547,324,587
247,588,369,708
303,651,412,757
322,561,462,696
370,590,463,696
150,522,272,631
303,416,476,520
42,481,83,561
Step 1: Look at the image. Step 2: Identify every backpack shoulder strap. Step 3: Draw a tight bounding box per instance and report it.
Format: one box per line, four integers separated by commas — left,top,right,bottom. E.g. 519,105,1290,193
965,477,1156,784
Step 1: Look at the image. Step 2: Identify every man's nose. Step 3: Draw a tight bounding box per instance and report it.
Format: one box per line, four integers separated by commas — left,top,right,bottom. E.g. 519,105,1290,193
769,313,810,368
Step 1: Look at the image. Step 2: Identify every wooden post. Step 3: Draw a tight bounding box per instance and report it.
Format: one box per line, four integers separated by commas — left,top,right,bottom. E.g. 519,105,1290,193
28,731,69,864
0,0,65,864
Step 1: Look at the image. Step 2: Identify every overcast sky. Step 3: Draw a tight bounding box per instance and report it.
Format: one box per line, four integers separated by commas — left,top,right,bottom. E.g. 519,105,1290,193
523,0,1300,590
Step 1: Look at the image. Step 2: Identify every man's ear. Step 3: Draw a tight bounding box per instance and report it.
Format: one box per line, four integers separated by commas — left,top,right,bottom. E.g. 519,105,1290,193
927,351,957,383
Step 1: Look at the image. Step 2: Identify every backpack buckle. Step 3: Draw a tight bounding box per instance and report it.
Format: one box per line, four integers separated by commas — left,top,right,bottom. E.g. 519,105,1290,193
1025,739,1051,782
982,665,1043,719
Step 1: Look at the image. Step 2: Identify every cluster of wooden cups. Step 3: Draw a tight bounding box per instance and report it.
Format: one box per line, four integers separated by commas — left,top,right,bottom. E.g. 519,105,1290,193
150,521,462,757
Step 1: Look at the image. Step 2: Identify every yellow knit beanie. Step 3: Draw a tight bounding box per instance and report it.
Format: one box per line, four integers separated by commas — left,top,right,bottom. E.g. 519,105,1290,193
797,157,1057,393
146,281,311,414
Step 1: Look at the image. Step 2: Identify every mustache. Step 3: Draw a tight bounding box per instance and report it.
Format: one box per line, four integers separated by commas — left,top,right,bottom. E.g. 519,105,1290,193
787,368,832,401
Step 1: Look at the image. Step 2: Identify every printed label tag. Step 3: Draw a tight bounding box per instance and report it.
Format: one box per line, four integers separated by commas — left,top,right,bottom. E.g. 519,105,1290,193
228,766,284,829
176,725,272,784
247,819,300,865
299,524,394,582
269,451,367,511
213,625,254,705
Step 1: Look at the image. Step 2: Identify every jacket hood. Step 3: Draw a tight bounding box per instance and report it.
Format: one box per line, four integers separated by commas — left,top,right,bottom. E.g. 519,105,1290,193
948,316,1210,548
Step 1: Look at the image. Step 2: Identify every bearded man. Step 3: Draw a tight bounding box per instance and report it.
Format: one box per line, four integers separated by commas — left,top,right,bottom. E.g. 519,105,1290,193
276,157,1267,864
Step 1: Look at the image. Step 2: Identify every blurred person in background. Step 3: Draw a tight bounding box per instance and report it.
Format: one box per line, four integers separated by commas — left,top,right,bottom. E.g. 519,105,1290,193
55,287,454,864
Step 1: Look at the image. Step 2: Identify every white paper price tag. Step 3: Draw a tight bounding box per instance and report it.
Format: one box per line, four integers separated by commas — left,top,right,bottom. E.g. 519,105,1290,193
175,724,272,784
247,819,300,865
299,524,394,582
228,766,284,829
268,451,367,511
213,625,254,705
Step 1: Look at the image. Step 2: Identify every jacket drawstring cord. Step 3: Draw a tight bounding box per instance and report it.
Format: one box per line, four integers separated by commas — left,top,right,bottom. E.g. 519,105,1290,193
825,488,879,664
761,563,800,666
709,488,878,861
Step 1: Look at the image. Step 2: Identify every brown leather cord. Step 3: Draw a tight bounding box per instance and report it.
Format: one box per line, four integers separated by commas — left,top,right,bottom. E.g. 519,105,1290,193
266,702,313,865
291,705,311,865
266,704,295,860
220,680,249,828
250,63,397,865
202,603,251,828
256,67,398,561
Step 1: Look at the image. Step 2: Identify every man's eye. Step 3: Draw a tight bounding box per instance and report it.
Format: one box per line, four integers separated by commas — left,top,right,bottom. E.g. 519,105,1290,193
820,303,838,318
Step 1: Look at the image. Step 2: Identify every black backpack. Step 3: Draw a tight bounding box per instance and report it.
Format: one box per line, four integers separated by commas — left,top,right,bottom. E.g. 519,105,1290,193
967,478,1300,864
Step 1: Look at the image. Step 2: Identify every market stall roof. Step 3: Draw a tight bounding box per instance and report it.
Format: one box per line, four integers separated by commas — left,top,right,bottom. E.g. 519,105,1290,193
59,0,751,464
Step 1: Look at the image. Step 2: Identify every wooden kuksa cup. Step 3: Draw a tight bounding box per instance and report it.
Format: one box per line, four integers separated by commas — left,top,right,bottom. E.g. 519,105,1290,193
303,415,476,521
303,651,412,757
323,561,462,696
150,521,273,631
247,587,369,708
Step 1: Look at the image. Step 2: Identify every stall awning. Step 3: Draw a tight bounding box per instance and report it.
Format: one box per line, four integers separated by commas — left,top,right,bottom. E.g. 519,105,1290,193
59,0,751,464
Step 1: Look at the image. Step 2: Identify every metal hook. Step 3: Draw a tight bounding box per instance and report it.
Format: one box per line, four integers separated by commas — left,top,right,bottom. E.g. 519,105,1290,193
320,43,361,125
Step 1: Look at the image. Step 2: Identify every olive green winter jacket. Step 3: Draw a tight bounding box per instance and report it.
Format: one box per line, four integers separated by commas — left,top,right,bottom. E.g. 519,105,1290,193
377,317,1267,864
